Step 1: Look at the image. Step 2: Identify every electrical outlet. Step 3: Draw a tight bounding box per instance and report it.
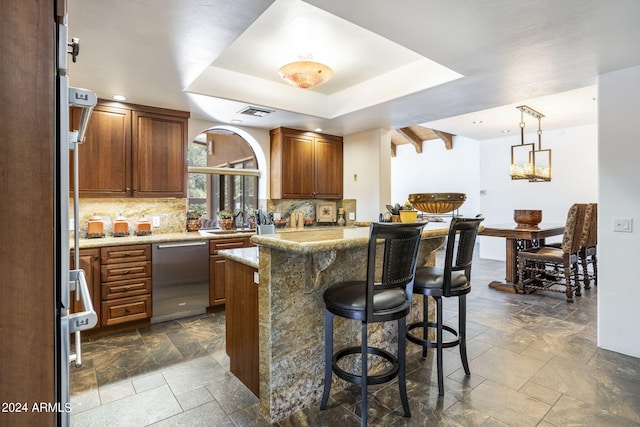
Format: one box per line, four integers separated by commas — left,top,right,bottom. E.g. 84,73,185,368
348,212,355,220
152,216,160,227
613,217,633,233
69,218,75,230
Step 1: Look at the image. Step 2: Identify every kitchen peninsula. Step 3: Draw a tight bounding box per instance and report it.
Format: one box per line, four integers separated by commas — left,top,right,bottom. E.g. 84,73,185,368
222,223,450,423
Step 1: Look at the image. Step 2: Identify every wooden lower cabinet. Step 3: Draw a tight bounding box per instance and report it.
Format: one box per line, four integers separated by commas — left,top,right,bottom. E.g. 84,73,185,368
225,259,259,396
70,248,101,328
209,237,253,306
100,244,152,326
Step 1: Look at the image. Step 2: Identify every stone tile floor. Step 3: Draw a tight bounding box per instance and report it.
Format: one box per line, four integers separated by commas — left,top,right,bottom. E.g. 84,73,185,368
70,250,640,426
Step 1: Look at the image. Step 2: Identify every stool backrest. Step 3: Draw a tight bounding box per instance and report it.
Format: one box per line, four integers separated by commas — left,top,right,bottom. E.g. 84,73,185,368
366,222,426,322
442,216,484,296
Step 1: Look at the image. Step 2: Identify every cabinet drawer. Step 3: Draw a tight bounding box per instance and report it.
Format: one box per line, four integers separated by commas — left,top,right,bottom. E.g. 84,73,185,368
210,238,252,255
101,244,151,264
101,277,152,300
101,295,152,326
101,260,151,282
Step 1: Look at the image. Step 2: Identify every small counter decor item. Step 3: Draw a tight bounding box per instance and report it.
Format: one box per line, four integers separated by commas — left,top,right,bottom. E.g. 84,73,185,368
217,210,233,230
247,208,257,230
112,211,129,237
86,213,105,239
337,207,346,226
135,214,152,236
186,210,202,232
514,209,542,228
386,203,401,222
399,201,418,223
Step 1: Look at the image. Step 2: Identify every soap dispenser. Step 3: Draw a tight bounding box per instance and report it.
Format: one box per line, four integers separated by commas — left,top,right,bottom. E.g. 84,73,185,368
86,213,105,239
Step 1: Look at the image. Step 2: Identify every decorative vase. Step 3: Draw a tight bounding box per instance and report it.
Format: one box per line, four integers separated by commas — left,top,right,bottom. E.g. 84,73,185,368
337,213,346,226
399,210,418,223
186,219,201,232
218,218,233,230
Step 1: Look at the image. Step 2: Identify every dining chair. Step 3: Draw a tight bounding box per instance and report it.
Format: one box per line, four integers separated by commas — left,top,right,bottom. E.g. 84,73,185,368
517,203,587,302
579,203,598,288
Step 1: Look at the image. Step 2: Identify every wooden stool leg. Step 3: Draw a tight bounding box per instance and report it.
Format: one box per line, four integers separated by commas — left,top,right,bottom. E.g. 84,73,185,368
320,310,334,410
360,321,368,427
459,295,470,376
398,317,410,417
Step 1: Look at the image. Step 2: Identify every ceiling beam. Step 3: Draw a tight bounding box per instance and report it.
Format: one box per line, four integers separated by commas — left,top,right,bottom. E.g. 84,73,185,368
396,127,423,153
433,130,454,150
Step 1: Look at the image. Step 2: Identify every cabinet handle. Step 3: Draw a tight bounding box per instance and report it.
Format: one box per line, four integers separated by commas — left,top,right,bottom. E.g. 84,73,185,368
122,270,130,275
126,187,131,192
125,308,131,313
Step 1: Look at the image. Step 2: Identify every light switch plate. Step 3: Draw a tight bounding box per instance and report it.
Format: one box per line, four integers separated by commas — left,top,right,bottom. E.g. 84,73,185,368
613,217,633,233
152,216,160,227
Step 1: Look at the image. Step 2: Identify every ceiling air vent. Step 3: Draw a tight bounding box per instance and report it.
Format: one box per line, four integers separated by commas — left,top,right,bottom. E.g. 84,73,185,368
238,106,275,117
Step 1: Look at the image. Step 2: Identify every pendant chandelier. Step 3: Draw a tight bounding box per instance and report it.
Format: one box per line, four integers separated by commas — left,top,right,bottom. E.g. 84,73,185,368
510,105,551,182
278,53,333,89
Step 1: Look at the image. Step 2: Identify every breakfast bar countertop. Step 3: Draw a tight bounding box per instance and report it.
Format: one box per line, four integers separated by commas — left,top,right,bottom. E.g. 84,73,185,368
250,221,450,254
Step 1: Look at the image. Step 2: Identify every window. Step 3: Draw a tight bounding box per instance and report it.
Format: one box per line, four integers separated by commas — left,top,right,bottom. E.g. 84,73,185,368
188,130,259,226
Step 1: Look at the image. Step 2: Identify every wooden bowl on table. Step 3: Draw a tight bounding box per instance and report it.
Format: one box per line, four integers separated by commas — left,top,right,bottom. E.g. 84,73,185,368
514,209,542,228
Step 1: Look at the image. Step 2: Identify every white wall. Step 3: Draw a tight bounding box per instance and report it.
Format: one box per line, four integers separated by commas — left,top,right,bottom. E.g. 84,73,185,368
391,136,481,218
343,128,392,221
478,124,598,260
597,65,640,357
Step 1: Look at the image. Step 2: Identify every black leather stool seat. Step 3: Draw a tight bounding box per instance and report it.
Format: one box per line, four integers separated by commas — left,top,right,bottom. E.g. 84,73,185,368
413,267,469,294
324,280,410,318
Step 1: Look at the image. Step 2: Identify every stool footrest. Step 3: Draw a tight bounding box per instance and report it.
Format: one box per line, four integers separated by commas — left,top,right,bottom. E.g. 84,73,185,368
332,346,399,386
406,321,460,349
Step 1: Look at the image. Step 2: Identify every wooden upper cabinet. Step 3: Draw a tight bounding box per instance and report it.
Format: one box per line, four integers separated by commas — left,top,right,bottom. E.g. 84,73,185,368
70,100,189,198
70,104,132,197
132,110,188,198
270,127,343,199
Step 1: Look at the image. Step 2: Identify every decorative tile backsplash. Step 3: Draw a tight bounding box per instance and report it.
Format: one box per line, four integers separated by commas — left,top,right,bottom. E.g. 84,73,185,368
71,198,188,236
71,198,357,237
266,199,356,227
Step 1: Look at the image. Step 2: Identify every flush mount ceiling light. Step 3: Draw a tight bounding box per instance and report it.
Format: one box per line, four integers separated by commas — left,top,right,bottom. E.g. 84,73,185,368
510,105,551,182
278,53,333,89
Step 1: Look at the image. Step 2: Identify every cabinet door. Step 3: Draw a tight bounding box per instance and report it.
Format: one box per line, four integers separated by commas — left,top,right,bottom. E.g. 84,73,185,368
280,132,315,199
314,136,343,199
70,248,101,327
70,104,132,197
132,111,187,198
210,255,227,306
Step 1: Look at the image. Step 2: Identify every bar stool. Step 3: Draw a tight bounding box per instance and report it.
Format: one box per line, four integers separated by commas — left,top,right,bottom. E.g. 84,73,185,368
407,216,484,396
320,222,426,426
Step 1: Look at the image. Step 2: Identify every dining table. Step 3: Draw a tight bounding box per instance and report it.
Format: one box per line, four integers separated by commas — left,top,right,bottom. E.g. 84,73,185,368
479,223,565,292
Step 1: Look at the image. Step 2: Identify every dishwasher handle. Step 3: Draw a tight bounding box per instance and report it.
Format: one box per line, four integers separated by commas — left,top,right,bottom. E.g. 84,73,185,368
156,241,208,249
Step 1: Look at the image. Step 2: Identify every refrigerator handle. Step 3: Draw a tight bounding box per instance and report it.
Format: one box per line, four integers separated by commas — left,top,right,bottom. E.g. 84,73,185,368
67,269,98,367
68,269,98,334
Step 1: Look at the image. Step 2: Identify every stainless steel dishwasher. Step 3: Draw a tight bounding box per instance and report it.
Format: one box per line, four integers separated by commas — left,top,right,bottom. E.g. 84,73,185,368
152,240,209,323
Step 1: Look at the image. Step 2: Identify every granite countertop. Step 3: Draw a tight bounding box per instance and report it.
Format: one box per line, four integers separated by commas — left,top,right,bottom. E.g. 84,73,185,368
218,246,259,269
73,229,255,249
250,221,451,254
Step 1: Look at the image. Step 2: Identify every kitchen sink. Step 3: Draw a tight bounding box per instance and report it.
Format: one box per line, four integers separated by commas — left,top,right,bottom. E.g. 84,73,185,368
198,228,254,236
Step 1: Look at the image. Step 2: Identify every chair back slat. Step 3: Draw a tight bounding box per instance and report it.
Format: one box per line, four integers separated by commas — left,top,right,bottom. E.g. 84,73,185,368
443,216,484,295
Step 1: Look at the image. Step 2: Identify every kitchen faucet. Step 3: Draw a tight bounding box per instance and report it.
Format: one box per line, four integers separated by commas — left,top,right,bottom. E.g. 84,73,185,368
232,211,245,229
